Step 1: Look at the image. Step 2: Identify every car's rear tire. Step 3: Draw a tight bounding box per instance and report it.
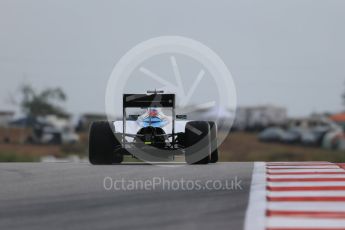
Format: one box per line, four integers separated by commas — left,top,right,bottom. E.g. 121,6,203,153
89,121,123,165
185,121,211,164
208,121,219,163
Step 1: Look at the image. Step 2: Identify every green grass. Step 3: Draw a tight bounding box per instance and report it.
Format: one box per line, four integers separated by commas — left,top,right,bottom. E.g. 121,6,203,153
219,132,345,162
0,151,39,162
1,131,345,162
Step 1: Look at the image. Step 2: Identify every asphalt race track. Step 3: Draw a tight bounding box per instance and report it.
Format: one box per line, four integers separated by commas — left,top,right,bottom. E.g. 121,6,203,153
0,162,253,230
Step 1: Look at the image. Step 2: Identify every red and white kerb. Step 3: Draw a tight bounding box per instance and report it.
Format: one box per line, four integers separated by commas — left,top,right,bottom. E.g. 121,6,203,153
245,162,345,230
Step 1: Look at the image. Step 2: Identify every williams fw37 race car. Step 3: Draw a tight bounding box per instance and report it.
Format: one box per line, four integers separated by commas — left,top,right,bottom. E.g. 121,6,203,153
89,91,218,165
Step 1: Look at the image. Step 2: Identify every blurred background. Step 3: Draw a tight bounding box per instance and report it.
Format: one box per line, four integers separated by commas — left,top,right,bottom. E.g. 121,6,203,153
1,0,345,162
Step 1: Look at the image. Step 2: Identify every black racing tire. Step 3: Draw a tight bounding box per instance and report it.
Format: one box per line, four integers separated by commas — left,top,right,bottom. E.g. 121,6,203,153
185,121,211,165
89,121,123,165
208,121,219,163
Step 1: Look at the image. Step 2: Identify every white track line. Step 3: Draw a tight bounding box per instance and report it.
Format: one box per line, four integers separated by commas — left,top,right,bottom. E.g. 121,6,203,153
268,182,345,187
268,191,345,197
268,174,345,179
268,201,345,212
244,162,266,230
267,162,330,164
267,217,345,228
267,163,334,166
267,165,340,169
267,169,344,173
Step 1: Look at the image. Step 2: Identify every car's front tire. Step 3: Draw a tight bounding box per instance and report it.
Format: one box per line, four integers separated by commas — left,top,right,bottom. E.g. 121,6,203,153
89,121,123,165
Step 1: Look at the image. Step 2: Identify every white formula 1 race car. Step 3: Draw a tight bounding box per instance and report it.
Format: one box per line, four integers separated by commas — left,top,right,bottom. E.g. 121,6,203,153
89,90,218,164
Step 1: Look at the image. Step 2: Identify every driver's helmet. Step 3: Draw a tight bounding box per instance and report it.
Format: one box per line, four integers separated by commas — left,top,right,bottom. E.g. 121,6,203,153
137,108,170,128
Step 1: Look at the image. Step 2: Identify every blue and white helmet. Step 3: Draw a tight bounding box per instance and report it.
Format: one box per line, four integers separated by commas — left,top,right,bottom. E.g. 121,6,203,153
137,108,170,128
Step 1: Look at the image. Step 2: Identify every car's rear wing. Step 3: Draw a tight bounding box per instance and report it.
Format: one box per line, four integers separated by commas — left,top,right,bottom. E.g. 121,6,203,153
123,94,175,108
121,93,176,147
